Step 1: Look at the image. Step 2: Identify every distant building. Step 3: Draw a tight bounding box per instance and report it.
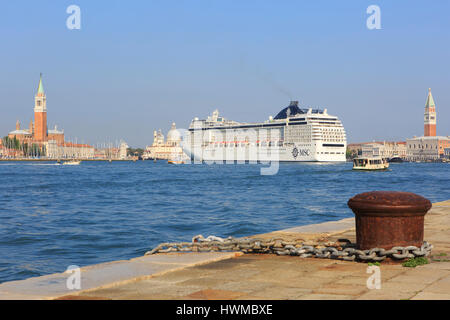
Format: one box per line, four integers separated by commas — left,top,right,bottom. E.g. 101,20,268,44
47,125,65,144
347,143,363,153
7,74,51,145
347,141,386,159
119,141,129,159
361,141,407,159
346,143,365,158
8,120,33,144
5,74,93,157
406,89,450,161
406,136,450,161
143,123,188,160
444,148,450,159
46,140,94,159
93,146,119,159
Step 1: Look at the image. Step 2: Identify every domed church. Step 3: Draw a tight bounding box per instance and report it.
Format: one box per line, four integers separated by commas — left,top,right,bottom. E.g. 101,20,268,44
142,123,188,160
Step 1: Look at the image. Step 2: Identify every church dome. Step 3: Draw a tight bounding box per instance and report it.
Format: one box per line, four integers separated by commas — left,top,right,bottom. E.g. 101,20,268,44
167,123,181,143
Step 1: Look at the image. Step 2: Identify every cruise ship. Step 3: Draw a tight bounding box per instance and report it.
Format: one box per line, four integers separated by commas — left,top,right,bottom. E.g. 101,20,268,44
182,101,347,162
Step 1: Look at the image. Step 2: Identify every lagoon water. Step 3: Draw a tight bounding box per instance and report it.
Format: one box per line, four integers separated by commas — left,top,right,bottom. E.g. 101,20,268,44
0,161,449,283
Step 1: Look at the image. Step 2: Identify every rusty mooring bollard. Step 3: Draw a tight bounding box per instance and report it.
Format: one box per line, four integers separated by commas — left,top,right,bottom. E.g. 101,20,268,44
347,191,432,250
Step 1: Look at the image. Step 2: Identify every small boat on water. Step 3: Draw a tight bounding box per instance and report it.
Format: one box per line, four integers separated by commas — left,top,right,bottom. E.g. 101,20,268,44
352,157,389,171
388,157,404,163
63,160,81,165
167,154,186,164
168,159,185,164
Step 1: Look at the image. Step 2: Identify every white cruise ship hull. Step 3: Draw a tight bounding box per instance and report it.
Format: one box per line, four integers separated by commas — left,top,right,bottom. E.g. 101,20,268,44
182,143,346,163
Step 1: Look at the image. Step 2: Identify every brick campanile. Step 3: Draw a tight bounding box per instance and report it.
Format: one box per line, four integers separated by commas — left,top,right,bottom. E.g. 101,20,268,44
34,73,47,142
424,88,436,137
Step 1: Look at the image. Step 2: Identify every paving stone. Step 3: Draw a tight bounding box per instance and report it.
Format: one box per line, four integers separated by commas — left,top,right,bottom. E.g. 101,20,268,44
335,276,372,285
313,283,368,296
356,280,427,300
81,280,204,300
411,292,450,300
357,291,416,300
251,286,312,300
420,262,450,271
182,289,246,300
213,280,274,294
420,275,450,294
388,269,449,285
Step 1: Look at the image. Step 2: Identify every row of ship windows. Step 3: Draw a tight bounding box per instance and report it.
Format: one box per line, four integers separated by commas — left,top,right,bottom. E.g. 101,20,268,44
288,136,344,142
204,141,285,147
288,137,311,139
318,152,345,155
320,128,343,132
320,132,345,135
321,131,345,134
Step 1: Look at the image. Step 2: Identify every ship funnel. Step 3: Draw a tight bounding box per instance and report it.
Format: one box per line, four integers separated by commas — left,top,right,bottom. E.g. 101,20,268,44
289,101,299,107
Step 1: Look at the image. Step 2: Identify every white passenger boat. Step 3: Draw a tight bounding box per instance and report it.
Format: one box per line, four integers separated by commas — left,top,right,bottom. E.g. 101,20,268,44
182,101,347,162
63,160,81,165
352,157,389,170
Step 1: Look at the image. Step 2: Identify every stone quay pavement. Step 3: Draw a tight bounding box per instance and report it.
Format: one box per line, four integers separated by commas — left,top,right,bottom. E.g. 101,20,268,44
1,200,449,300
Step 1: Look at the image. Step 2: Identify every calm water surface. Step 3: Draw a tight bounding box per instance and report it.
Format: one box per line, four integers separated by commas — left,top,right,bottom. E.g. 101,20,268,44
0,161,449,283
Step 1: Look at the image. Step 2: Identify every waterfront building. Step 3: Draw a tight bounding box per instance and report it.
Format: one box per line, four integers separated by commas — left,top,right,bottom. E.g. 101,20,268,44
361,141,407,159
406,136,450,161
406,89,450,161
7,120,33,144
119,141,129,159
92,142,131,160
94,148,107,159
444,148,450,159
47,125,65,144
46,140,94,159
142,123,188,160
4,74,93,158
346,143,366,158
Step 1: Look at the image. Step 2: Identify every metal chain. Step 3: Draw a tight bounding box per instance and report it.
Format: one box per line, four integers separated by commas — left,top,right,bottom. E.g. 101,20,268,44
145,234,433,263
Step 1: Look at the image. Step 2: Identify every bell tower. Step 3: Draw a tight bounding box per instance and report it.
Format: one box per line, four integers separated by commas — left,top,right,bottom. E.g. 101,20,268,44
34,73,47,141
424,88,436,137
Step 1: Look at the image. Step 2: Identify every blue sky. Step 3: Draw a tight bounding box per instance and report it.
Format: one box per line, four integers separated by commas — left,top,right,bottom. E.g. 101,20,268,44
1,0,449,147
